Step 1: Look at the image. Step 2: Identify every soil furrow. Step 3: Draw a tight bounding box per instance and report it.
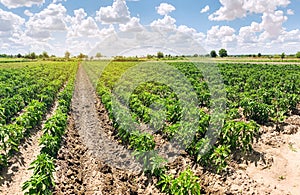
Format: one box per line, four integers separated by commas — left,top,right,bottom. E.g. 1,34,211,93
55,65,162,194
0,97,60,195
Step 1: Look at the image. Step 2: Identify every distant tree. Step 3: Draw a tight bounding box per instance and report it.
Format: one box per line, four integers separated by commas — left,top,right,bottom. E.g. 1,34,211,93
296,51,300,58
77,53,87,59
30,52,36,59
65,51,71,60
219,49,228,58
210,50,217,58
258,53,262,57
42,51,49,58
95,52,102,58
281,52,285,61
193,54,199,57
17,53,22,58
147,54,153,59
157,51,164,59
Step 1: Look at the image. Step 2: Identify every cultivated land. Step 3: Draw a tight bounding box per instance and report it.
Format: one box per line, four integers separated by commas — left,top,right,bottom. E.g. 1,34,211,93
0,59,299,194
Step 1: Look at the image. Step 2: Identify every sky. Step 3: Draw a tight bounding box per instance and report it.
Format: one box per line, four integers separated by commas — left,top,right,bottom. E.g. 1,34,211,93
0,0,300,56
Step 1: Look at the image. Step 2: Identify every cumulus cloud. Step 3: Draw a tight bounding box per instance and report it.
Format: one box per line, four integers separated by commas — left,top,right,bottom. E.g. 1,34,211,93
0,0,45,9
209,0,245,21
259,10,287,39
96,0,130,24
206,25,237,49
66,8,107,38
156,3,176,15
287,9,294,15
0,9,25,33
119,17,143,32
52,0,66,3
150,15,176,30
200,5,210,13
209,0,290,21
24,10,33,17
238,22,260,43
25,3,67,40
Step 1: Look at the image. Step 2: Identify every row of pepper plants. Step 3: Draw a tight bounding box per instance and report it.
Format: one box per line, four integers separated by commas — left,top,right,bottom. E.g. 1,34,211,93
84,61,299,194
0,62,76,170
22,63,77,195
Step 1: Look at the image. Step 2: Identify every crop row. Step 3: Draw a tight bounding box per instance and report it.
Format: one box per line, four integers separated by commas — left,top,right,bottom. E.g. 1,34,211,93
0,62,77,170
22,64,77,194
0,62,74,125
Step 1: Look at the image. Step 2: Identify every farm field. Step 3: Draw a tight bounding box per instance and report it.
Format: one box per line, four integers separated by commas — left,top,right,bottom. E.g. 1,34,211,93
0,59,299,194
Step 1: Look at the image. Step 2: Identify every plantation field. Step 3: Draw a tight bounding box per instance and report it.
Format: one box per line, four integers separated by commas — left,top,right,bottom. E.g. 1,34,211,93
0,60,299,194
0,61,78,194
82,60,300,194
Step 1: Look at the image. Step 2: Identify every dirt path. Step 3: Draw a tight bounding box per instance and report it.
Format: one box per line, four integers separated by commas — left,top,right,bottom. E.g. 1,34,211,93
72,64,141,172
55,65,162,194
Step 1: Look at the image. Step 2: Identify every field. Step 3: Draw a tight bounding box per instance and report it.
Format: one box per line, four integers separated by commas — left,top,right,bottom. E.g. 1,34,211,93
0,59,299,194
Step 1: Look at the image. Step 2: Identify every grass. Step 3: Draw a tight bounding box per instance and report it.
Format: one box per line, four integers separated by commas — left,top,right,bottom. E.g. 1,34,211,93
288,143,297,152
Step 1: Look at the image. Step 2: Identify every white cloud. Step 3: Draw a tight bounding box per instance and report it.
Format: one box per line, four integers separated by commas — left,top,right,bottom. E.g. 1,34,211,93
238,22,260,43
66,8,103,38
119,17,143,32
0,0,45,9
200,5,210,13
243,0,290,14
150,15,176,30
53,0,66,3
287,9,294,15
209,0,245,21
259,10,287,39
96,0,130,24
24,10,33,17
0,9,25,32
209,0,290,21
276,30,300,43
156,3,176,16
206,25,237,49
25,3,67,40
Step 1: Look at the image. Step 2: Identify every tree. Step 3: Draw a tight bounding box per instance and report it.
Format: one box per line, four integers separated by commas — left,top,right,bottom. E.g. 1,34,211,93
17,53,22,58
42,51,49,58
210,50,217,58
147,54,153,59
219,49,228,58
258,53,262,57
30,52,36,59
65,51,71,60
157,51,164,59
296,51,300,58
281,52,285,61
95,52,102,58
77,53,87,59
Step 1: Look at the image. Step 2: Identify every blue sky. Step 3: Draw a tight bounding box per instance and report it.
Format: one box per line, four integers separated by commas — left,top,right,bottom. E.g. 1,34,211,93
0,0,299,56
